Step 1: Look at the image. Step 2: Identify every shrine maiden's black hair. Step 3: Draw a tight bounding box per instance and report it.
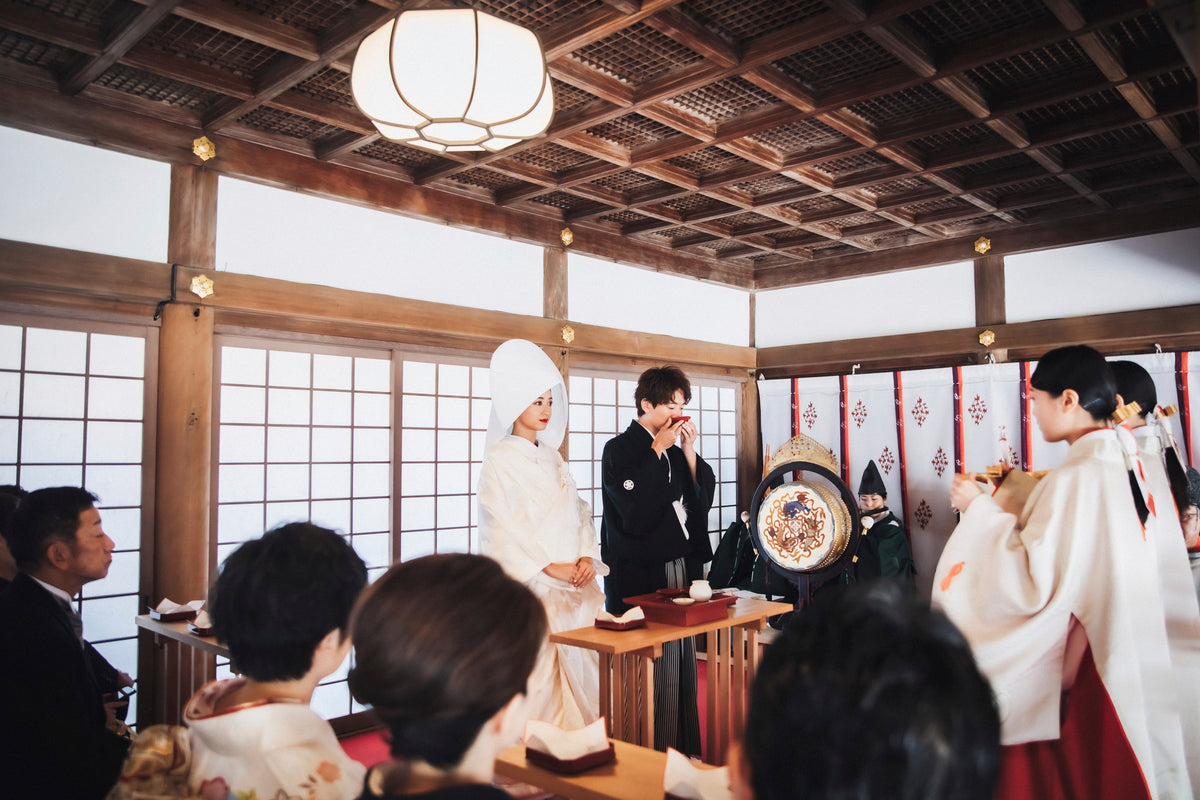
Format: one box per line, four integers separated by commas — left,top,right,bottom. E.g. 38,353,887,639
1109,360,1157,419
1030,345,1117,421
1032,347,1149,524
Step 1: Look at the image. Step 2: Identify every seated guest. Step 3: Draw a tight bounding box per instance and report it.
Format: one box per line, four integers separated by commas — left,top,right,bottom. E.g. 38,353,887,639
0,484,129,704
0,486,132,799
0,484,26,589
731,582,1000,800
348,553,548,800
182,522,368,800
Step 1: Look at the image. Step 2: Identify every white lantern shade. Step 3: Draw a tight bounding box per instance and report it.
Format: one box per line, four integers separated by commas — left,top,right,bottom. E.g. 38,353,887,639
351,8,554,153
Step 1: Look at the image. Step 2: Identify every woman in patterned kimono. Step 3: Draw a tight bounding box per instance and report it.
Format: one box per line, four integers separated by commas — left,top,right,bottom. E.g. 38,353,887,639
477,338,608,729
934,345,1192,799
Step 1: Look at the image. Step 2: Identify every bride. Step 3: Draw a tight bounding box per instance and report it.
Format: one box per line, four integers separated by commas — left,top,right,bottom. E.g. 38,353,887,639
477,339,608,729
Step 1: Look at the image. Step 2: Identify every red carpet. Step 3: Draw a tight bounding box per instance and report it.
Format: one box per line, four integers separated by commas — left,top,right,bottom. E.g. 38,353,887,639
340,660,711,766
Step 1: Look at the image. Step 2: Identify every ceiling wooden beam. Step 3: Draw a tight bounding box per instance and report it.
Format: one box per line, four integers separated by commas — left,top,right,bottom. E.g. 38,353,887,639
60,0,186,95
756,302,1200,378
201,4,393,130
754,198,1200,288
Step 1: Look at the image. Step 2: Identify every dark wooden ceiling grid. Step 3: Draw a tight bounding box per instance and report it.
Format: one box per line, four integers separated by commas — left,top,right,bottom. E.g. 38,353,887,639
0,0,1195,289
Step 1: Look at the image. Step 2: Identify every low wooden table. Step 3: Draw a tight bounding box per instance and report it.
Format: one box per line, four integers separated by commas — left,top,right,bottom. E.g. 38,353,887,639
495,740,670,800
551,596,790,765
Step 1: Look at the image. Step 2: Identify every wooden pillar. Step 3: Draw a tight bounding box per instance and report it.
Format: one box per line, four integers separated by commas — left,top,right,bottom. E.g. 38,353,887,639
544,245,571,460
544,246,568,320
737,372,760,516
145,164,216,725
974,254,1005,326
974,254,1006,362
554,344,571,462
156,164,216,601
740,293,760,515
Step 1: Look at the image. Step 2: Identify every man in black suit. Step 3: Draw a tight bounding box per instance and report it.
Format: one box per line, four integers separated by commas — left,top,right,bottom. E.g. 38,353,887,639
601,366,715,755
0,487,132,799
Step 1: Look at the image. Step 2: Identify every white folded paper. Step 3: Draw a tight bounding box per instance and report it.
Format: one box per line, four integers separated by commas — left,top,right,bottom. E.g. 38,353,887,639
191,609,213,629
663,748,732,800
524,717,609,761
594,606,645,624
154,598,204,614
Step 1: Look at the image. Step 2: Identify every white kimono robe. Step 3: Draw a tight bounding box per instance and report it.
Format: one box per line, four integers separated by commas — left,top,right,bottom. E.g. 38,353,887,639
932,429,1191,798
478,434,608,729
1135,424,1200,789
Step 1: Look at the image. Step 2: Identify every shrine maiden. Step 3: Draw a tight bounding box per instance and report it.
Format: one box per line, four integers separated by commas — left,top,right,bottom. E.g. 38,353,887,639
933,345,1191,799
477,339,607,729
1111,359,1200,788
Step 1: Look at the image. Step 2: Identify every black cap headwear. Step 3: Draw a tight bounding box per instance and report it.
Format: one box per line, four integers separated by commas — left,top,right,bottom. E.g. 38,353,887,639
1187,467,1200,509
858,461,887,498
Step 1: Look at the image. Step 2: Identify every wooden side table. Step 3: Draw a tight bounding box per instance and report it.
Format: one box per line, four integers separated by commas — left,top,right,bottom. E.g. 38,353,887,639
135,614,228,727
551,596,790,764
495,740,669,800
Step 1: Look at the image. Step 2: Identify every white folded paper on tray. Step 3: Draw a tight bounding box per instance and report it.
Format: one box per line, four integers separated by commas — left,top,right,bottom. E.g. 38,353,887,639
663,748,732,800
154,598,204,614
191,609,212,629
594,606,645,624
524,717,609,761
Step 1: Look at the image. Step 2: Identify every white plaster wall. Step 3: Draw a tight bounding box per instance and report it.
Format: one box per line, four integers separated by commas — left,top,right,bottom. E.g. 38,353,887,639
215,177,543,316
754,261,975,347
568,253,751,347
0,126,168,262
1005,229,1200,323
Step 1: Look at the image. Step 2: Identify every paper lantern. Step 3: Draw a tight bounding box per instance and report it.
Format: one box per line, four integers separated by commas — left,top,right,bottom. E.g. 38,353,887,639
352,8,554,153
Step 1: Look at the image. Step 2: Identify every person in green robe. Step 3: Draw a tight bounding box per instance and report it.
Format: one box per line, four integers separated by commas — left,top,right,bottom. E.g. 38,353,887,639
856,460,916,588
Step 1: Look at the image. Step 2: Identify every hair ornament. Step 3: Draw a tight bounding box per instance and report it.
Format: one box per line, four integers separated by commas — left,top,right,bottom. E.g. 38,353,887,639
1111,401,1141,424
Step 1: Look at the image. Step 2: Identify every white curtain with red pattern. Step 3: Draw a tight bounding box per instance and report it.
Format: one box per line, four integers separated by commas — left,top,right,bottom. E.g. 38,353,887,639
958,362,1032,473
898,367,955,598
844,372,903,512
764,351,1200,592
784,375,842,474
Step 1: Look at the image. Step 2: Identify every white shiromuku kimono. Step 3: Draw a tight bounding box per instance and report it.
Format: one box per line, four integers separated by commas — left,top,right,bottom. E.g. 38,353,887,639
932,429,1191,798
478,339,609,730
1135,423,1200,789
479,434,608,728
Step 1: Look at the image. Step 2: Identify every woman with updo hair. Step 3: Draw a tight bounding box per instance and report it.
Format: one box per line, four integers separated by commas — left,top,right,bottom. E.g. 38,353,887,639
348,554,547,800
933,345,1192,798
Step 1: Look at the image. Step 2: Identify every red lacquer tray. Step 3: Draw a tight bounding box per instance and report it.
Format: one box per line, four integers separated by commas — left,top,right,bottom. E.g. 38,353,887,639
622,592,736,626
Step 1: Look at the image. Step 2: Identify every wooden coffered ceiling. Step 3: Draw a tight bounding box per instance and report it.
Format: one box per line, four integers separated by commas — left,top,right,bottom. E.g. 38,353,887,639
0,0,1197,290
